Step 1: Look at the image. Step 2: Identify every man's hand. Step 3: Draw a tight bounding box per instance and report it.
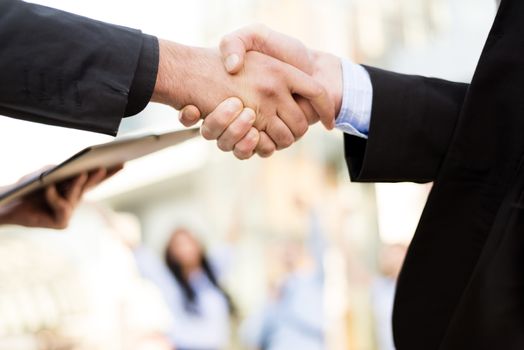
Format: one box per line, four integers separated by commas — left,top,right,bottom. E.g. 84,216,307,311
0,166,122,229
178,25,344,159
219,24,343,125
151,40,334,159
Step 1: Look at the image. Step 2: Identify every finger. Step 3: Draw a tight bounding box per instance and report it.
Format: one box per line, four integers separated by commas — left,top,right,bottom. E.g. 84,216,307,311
201,97,244,140
219,24,269,74
265,115,296,150
256,131,277,158
107,164,124,178
220,24,313,74
296,97,321,126
66,173,89,205
217,108,256,152
285,67,335,129
276,97,309,139
233,127,259,160
45,185,72,229
220,40,244,74
83,168,107,191
179,105,202,127
45,185,68,211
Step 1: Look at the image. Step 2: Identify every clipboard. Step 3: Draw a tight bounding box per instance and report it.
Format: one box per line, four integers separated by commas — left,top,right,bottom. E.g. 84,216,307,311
0,128,200,206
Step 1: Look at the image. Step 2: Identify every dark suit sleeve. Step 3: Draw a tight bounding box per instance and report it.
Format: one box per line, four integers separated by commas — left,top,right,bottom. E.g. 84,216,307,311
0,0,158,136
344,66,469,183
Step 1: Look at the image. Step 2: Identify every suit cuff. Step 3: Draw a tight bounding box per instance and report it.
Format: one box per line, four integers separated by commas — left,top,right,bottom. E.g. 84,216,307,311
335,58,373,139
124,34,159,117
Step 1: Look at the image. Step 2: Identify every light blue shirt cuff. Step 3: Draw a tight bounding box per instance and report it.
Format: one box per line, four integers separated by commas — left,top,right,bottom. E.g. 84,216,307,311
335,58,373,139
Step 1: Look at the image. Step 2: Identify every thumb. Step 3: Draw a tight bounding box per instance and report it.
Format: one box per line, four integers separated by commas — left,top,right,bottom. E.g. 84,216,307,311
219,33,249,74
179,105,202,127
219,24,314,75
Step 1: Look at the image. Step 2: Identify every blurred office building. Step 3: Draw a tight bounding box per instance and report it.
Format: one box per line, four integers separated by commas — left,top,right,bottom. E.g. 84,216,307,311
0,0,496,349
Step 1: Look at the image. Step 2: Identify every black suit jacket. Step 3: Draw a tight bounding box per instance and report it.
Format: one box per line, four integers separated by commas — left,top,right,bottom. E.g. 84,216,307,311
0,0,158,135
346,1,524,349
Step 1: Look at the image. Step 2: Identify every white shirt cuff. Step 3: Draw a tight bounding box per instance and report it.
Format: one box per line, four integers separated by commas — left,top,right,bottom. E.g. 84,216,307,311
335,58,373,139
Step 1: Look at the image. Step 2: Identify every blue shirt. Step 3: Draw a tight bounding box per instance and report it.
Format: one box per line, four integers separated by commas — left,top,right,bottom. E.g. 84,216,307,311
240,212,326,350
335,58,373,138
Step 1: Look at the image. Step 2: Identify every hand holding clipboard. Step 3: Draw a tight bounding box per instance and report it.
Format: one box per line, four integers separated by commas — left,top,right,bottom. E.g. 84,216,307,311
0,128,199,229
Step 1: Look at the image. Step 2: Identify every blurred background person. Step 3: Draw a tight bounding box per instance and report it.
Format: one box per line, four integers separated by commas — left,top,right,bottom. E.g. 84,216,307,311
117,213,241,350
106,210,175,350
0,204,173,350
241,207,326,350
162,226,237,350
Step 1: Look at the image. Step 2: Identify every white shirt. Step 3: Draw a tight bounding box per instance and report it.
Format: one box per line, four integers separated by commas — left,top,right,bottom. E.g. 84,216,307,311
335,58,373,139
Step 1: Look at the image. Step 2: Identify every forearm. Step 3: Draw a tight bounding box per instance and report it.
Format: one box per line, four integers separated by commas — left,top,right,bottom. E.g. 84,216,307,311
0,0,158,135
151,40,231,113
151,40,197,110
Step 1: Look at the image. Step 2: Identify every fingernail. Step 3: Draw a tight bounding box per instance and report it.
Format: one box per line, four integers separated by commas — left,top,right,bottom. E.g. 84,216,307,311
241,108,256,123
225,54,239,72
226,97,242,112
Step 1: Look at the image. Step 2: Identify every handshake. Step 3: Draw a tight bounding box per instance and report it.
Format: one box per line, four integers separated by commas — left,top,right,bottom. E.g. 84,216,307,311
151,25,343,159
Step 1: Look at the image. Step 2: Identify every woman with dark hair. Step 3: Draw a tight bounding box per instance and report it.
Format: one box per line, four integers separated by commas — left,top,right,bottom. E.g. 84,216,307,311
164,227,236,350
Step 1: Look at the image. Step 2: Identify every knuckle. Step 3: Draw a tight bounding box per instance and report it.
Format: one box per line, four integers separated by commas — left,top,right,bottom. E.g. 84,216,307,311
258,81,278,97
251,23,267,33
235,138,255,155
248,23,269,42
278,134,294,149
212,119,230,134
266,120,293,148
266,61,282,75
217,138,232,152
211,117,230,132
219,34,233,49
234,148,251,160
229,124,245,139
201,126,214,140
214,100,243,128
232,117,252,135
312,83,326,98
258,148,274,158
253,117,266,131
295,120,308,138
219,113,237,128
258,142,275,157
222,98,243,116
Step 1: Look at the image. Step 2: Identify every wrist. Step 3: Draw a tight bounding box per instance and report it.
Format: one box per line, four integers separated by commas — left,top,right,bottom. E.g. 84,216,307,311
311,50,343,117
151,40,193,110
151,42,234,117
